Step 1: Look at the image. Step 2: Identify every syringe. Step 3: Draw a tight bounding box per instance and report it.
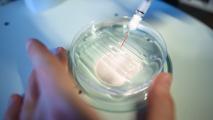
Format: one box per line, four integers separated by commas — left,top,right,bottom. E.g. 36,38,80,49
128,0,153,30
120,0,152,47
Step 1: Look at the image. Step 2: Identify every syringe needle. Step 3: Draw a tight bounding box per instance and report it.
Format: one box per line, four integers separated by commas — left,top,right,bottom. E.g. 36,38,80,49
120,0,152,48
120,31,129,48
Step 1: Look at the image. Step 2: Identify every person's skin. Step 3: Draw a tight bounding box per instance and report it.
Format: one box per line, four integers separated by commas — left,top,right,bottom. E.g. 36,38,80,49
4,39,175,120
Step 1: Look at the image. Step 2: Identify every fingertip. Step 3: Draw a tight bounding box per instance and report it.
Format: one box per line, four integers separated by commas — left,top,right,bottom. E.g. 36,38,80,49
26,38,34,50
56,47,67,58
159,72,172,80
55,47,68,66
26,38,48,54
5,94,23,120
153,72,173,90
10,94,22,105
26,38,57,69
146,73,175,120
148,73,173,103
27,38,39,50
57,47,66,54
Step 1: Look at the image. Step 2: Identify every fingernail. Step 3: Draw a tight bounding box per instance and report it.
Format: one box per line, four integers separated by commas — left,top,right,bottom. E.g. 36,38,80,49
26,38,45,51
58,47,66,54
161,73,172,90
26,38,37,47
56,47,67,57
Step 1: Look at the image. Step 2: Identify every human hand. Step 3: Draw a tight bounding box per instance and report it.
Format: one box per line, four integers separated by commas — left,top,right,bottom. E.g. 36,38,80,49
4,39,175,120
137,73,175,120
4,39,100,120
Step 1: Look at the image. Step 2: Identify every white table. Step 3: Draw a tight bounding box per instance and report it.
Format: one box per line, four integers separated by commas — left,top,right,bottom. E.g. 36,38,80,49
0,0,213,120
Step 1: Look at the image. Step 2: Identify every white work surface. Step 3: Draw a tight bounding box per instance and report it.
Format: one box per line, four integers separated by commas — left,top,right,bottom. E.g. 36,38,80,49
0,0,213,120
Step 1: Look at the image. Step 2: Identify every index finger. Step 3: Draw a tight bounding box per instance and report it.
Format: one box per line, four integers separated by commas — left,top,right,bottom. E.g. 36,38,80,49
26,39,74,93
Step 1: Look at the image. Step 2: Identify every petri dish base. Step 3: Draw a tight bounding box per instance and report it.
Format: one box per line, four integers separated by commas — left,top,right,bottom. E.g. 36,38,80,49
68,17,171,112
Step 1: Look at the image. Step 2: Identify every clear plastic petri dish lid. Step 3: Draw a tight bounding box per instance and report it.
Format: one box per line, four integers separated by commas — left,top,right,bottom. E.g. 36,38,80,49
68,17,169,112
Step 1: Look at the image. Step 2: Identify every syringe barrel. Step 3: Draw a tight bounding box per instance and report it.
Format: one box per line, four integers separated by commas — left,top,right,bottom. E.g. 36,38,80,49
128,0,152,30
136,0,152,17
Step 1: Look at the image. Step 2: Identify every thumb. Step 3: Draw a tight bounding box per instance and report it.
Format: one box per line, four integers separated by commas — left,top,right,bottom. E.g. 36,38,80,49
146,73,175,120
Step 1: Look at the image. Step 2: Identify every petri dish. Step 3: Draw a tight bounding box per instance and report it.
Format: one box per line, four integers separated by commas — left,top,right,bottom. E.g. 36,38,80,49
68,17,170,112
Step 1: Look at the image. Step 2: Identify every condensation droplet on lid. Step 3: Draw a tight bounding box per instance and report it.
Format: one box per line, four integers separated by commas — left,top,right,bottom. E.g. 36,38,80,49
144,93,148,100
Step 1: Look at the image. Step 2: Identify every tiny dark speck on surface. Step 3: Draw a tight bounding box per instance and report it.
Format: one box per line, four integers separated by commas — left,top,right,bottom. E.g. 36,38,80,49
4,21,10,26
114,13,119,17
146,38,151,42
